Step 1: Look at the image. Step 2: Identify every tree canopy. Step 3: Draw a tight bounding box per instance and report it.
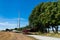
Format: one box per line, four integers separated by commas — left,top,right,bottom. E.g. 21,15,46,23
29,1,60,33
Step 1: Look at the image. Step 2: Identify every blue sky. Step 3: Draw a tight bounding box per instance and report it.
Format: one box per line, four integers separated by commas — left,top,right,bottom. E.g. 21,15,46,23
0,0,57,30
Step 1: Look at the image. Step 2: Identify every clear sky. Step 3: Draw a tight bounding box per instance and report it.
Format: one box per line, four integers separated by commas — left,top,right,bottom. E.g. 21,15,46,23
0,0,57,30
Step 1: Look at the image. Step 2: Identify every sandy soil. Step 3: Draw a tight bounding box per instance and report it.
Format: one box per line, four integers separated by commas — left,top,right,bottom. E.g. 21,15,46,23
0,32,35,40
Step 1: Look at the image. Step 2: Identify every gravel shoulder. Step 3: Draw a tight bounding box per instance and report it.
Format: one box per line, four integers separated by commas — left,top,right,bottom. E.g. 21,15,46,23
28,35,60,40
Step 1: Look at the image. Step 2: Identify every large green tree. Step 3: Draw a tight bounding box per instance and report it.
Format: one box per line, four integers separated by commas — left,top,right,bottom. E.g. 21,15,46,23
29,1,60,33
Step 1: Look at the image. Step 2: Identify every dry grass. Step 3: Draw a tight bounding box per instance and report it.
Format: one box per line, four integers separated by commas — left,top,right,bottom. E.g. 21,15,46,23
44,33,60,38
29,32,60,38
35,32,60,38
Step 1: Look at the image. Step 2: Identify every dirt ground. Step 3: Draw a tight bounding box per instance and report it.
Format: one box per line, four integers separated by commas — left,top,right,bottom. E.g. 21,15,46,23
0,32,35,40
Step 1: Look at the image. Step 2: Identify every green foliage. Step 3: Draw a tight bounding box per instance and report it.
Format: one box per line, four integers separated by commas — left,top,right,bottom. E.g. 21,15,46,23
29,1,60,33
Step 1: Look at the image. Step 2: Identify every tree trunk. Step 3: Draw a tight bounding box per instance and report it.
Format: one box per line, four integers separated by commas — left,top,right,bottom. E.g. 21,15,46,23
55,26,58,33
47,28,49,33
52,26,55,33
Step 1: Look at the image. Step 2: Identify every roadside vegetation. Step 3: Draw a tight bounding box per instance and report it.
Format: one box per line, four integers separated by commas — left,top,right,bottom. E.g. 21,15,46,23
28,0,60,38
29,0,60,33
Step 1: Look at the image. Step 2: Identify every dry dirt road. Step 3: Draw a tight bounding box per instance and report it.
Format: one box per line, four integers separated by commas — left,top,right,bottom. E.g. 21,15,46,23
0,32,35,40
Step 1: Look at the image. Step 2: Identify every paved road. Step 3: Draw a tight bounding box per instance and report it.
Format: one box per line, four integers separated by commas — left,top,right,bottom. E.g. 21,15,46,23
28,35,60,40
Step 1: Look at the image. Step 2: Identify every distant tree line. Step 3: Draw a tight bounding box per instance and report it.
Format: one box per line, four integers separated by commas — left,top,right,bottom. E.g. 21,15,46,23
4,25,31,32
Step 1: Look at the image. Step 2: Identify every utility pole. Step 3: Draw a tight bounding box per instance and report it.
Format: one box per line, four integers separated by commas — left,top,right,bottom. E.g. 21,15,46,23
18,12,20,30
